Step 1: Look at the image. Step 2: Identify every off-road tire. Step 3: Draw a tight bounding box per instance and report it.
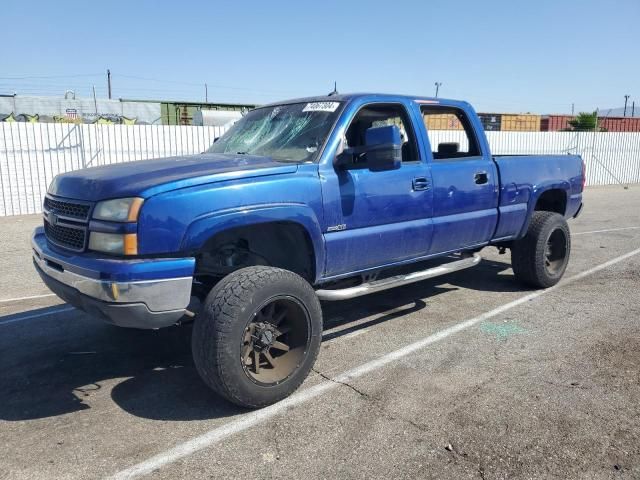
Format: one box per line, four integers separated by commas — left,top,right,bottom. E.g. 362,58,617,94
192,266,322,408
511,211,571,288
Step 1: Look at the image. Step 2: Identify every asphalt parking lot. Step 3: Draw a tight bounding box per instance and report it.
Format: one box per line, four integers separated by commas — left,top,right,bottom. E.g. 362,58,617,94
1,185,639,480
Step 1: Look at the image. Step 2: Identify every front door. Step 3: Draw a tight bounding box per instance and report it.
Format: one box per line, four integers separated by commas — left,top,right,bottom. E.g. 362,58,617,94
321,102,433,278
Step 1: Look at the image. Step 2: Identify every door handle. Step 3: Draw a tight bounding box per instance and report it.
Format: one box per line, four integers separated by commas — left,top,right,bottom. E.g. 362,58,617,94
412,177,430,191
474,171,489,185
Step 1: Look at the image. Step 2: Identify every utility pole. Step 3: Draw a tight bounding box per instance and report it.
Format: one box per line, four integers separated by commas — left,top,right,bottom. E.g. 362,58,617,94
107,69,112,99
92,85,98,114
571,103,575,115
632,101,635,117
623,94,630,117
434,82,442,98
205,83,208,103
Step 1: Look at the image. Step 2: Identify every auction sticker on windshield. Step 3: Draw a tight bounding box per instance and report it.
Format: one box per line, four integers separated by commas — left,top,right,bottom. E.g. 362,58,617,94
302,102,340,112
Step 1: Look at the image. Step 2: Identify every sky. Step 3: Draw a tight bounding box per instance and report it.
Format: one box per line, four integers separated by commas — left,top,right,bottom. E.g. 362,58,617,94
1,0,639,114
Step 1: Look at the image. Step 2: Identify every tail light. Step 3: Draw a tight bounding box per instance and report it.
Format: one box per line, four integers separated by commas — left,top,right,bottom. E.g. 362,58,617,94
581,158,586,190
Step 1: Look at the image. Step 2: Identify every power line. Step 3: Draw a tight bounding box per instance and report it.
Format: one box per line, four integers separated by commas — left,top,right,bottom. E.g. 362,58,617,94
112,73,295,95
0,73,103,80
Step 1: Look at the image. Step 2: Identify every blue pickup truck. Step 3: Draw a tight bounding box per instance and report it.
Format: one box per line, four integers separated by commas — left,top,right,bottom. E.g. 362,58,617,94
32,93,584,407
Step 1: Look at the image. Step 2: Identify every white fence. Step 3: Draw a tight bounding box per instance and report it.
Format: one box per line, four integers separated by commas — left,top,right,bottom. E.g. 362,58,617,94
0,123,226,216
430,130,640,187
1,124,639,216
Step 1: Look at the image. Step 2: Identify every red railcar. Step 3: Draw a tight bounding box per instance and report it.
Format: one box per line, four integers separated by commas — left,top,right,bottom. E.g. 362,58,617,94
541,114,640,132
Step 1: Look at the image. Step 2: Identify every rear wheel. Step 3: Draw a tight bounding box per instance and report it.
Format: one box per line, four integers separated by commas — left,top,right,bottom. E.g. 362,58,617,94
511,211,571,288
192,266,322,408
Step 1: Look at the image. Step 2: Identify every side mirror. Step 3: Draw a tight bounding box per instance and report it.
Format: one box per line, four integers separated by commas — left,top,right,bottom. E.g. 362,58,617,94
334,125,402,171
364,125,402,171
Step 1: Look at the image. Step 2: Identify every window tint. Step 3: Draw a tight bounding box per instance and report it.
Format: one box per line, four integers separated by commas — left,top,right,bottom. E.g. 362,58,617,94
421,106,481,160
345,104,419,163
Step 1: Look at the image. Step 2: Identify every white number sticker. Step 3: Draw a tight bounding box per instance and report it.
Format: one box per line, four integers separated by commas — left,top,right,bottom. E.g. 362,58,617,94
302,102,340,113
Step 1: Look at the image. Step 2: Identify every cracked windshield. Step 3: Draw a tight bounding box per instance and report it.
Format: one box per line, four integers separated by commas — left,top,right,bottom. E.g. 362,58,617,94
208,101,342,163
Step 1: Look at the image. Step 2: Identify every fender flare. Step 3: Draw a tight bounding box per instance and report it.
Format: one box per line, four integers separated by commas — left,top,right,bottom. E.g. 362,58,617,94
180,203,325,283
517,181,570,238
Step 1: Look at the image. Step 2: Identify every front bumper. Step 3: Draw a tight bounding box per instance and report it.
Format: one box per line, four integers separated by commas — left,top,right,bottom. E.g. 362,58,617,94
32,228,195,329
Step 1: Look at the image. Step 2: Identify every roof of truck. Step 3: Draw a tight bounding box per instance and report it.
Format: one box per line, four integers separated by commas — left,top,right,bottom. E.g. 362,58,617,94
262,93,469,109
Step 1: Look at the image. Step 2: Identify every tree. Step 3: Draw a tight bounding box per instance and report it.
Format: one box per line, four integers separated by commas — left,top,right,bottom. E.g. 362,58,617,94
567,111,602,131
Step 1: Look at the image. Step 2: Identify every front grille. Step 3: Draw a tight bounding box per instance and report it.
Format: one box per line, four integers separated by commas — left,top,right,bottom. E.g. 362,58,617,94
44,197,90,221
44,221,86,251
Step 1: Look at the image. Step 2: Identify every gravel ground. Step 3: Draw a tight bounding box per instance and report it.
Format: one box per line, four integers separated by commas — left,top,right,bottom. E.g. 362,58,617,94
0,185,639,480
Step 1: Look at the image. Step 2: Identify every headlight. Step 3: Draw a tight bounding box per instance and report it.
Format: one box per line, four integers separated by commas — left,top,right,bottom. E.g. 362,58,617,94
89,232,138,255
93,197,144,222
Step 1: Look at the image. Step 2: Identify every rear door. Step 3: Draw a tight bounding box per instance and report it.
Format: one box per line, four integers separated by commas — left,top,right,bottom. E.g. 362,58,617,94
420,105,499,254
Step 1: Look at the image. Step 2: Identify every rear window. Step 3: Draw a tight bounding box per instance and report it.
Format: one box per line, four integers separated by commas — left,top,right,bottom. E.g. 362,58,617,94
421,107,481,160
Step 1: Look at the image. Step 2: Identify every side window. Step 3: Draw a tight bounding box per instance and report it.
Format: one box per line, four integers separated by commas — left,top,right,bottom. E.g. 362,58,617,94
421,107,481,160
345,104,419,163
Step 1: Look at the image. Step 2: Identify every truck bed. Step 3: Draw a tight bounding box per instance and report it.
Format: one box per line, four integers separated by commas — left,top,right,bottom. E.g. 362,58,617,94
491,154,584,241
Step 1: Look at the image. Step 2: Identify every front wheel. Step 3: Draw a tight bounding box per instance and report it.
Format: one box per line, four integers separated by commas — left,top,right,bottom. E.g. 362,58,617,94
192,266,322,408
511,211,571,288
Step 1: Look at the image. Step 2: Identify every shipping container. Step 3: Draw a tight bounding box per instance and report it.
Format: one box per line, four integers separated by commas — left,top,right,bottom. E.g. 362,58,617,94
160,101,255,125
541,115,573,131
422,113,464,130
478,113,502,131
500,114,541,132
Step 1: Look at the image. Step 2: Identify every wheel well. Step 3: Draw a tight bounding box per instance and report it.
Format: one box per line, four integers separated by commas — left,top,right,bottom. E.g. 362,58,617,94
535,189,567,215
194,222,316,289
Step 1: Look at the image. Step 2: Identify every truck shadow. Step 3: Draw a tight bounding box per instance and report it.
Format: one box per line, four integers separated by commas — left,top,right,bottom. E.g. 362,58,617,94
319,258,522,342
0,258,521,423
0,316,241,422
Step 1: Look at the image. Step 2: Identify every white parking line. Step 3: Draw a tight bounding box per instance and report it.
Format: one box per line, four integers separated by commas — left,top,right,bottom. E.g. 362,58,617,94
0,293,56,303
339,328,370,340
574,226,640,236
108,246,640,480
0,306,75,326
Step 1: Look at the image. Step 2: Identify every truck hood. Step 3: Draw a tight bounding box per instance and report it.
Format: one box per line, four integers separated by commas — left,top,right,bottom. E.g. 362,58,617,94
48,153,298,201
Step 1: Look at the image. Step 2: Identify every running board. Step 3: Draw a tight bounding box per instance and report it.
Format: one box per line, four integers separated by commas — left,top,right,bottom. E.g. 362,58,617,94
316,254,481,301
